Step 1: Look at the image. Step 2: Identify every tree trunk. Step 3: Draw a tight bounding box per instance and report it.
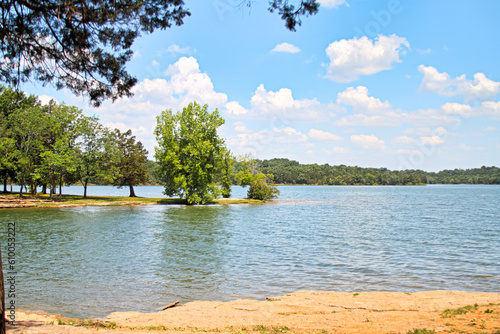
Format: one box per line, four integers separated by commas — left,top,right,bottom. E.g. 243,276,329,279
2,179,7,193
30,179,36,195
0,246,5,334
59,175,63,196
42,184,47,194
129,181,136,197
19,180,24,198
83,179,88,198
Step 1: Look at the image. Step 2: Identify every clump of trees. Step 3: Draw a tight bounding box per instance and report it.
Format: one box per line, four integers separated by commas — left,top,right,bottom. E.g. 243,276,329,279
235,156,280,201
0,86,149,198
154,102,234,204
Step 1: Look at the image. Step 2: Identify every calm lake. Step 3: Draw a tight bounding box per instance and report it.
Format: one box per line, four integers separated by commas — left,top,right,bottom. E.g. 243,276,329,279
1,185,499,318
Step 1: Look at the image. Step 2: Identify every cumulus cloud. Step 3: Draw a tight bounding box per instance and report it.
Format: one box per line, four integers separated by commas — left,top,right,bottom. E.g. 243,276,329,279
325,34,409,82
334,86,402,127
246,84,333,122
225,101,248,116
308,129,343,142
337,86,392,113
271,42,301,54
441,101,500,120
317,0,348,8
350,134,386,149
88,57,232,157
418,65,500,102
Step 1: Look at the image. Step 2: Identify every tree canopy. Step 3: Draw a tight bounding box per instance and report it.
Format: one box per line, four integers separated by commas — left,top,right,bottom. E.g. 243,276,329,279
154,101,233,204
0,0,319,106
0,85,150,196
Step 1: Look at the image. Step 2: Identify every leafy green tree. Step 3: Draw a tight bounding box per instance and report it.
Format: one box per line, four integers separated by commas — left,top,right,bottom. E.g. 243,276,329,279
9,105,49,196
0,86,40,192
155,102,232,204
112,129,149,197
0,137,16,192
218,151,234,198
34,138,78,198
235,156,280,201
34,102,84,195
1,1,318,106
75,116,117,197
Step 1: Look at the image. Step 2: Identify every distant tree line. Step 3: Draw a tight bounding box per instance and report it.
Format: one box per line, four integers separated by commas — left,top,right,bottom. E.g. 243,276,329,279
145,158,500,186
426,166,500,184
0,86,149,197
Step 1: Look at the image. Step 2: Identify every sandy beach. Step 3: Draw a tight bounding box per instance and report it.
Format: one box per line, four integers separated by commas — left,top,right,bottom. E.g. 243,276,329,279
8,290,500,334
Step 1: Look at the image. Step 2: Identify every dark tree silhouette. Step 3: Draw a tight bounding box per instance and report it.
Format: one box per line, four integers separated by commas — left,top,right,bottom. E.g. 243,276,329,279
0,1,319,106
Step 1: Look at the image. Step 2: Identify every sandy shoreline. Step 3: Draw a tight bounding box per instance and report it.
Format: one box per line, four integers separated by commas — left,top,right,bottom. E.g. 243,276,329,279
0,194,265,208
8,290,500,334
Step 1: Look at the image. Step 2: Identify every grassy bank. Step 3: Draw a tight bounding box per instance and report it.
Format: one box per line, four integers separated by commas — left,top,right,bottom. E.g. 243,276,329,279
0,192,265,208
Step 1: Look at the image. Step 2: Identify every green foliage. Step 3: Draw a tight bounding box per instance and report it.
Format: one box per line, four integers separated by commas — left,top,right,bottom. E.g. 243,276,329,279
74,115,118,197
154,102,232,204
111,129,149,197
406,329,436,334
235,156,280,201
253,158,500,186
441,304,478,318
427,166,500,184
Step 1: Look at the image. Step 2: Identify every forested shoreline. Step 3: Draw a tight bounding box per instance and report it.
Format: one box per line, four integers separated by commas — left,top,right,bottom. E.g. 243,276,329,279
144,158,500,186
2,87,499,197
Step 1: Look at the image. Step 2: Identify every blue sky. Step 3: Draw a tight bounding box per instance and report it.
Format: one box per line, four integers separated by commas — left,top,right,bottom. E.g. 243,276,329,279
25,0,500,172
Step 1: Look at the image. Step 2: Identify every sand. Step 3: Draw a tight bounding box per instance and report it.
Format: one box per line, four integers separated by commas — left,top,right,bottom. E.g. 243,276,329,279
7,290,500,334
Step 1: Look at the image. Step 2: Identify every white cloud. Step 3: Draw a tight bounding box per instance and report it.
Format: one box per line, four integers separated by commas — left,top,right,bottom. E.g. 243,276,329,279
225,101,248,116
167,44,194,55
271,43,301,54
441,101,500,120
233,121,252,133
442,102,474,117
38,94,56,105
350,134,386,149
248,84,332,122
334,86,402,127
317,0,347,8
420,135,445,146
484,126,497,132
308,129,343,142
151,60,159,67
228,126,308,153
337,86,392,113
88,57,231,158
418,65,500,102
330,147,346,153
325,34,409,82
335,114,402,127
404,108,461,127
394,135,415,144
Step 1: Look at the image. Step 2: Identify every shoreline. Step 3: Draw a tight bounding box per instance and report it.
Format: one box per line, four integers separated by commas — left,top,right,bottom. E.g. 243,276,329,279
0,193,266,209
9,290,500,334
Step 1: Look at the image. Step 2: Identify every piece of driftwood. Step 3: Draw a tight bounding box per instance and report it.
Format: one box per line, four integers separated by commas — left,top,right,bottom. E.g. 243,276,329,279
156,300,180,311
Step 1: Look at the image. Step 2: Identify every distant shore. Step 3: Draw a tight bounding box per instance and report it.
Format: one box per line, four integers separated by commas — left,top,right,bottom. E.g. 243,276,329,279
0,192,265,209
9,290,500,334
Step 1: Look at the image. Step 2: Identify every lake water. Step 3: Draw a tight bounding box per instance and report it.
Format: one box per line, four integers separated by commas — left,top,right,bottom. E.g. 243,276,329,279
1,185,499,318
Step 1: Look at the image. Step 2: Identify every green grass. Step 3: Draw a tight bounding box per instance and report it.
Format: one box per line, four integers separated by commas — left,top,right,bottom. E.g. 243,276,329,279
441,304,478,318
406,329,436,334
